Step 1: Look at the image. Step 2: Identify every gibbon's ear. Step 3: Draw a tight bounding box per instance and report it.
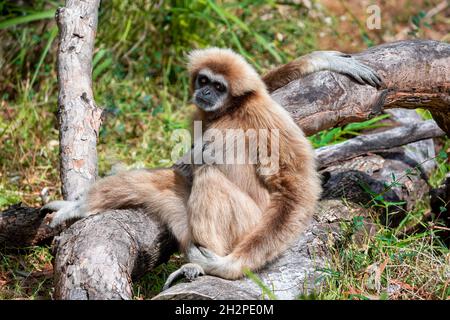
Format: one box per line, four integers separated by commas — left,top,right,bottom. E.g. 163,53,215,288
187,47,266,96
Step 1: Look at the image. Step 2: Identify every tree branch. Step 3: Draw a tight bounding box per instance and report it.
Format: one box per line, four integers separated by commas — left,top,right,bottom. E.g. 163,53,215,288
271,40,450,135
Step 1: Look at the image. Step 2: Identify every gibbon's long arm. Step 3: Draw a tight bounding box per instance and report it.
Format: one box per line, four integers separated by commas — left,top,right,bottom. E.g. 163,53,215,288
262,51,382,92
186,160,321,280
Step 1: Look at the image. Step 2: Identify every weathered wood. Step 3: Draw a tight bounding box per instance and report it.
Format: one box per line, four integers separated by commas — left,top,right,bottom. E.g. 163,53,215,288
56,0,102,201
0,204,61,247
48,110,438,300
53,209,178,300
271,40,450,136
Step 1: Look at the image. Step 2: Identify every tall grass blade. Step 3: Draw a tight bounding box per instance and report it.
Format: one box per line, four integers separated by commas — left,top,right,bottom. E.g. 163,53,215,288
0,9,56,30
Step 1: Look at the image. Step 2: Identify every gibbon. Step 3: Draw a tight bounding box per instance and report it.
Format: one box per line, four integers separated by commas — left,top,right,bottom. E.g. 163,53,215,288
44,48,381,289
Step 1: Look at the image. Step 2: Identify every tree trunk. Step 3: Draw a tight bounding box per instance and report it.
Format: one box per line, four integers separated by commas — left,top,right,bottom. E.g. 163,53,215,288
56,0,102,201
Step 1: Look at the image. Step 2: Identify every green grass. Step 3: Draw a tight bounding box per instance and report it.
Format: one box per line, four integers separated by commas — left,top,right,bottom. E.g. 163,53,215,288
0,246,54,299
0,0,448,300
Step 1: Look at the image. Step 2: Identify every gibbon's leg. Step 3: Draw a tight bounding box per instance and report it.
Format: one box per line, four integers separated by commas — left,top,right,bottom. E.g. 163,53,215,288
163,166,264,290
43,169,191,248
262,50,382,92
186,150,322,280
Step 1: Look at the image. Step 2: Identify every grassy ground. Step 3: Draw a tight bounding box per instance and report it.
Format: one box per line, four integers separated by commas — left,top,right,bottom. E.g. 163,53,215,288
0,0,448,299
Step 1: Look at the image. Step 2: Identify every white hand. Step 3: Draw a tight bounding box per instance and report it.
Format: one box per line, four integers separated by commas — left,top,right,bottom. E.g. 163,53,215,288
310,51,383,87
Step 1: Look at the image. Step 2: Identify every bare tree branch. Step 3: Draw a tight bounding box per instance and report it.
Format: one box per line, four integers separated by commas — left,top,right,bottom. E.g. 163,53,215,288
316,119,445,168
2,17,449,299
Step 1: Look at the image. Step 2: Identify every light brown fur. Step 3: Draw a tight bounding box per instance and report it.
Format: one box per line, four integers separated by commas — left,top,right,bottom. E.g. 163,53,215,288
182,51,321,277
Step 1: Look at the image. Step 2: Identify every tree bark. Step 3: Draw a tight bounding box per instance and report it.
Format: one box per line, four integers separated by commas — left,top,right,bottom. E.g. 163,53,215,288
153,110,438,300
56,0,102,201
1,38,448,298
271,40,450,136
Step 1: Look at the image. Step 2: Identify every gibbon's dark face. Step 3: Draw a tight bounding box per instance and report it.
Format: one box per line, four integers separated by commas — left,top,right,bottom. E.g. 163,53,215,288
193,69,228,112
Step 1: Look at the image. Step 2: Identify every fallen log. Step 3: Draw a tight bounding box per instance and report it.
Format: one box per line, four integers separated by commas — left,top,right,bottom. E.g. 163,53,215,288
56,0,103,201
0,204,60,247
0,116,443,248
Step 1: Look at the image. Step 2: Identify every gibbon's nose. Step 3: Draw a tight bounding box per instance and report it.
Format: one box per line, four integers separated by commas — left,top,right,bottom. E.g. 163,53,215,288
202,88,211,96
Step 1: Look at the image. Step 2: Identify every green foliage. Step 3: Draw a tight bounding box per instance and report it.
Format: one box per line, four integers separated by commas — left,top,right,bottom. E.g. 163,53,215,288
133,257,183,299
316,222,449,300
429,139,450,188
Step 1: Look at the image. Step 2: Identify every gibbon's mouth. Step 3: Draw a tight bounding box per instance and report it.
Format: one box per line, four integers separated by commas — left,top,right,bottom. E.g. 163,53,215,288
194,96,215,111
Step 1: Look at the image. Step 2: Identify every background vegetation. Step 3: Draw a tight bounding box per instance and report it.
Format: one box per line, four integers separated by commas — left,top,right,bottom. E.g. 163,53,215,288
0,0,448,299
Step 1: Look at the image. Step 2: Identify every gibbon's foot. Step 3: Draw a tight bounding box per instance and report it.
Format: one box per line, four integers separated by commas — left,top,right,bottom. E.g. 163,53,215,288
41,200,88,227
311,51,383,87
186,245,243,279
162,263,205,291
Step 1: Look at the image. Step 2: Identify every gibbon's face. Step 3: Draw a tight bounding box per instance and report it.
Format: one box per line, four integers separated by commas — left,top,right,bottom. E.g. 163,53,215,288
193,69,229,112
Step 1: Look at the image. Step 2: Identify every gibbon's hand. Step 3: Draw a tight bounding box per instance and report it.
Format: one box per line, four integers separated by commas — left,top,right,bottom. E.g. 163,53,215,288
41,200,88,227
162,263,205,291
187,244,221,269
309,51,383,87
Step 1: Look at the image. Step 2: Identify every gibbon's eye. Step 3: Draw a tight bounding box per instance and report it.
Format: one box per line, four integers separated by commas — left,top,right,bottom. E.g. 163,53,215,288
198,75,209,86
214,82,225,93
